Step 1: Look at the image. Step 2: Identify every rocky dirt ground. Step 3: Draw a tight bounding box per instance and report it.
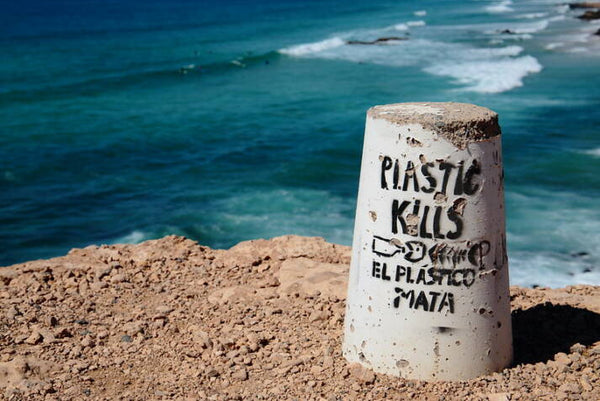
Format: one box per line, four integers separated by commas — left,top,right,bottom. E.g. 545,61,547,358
0,235,599,400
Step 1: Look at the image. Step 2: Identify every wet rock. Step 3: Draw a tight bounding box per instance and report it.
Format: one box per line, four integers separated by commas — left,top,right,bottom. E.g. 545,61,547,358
569,2,600,9
347,37,408,45
578,10,600,20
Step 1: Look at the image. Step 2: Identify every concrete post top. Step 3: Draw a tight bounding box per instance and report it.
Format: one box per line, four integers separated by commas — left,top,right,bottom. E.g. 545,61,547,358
367,102,501,149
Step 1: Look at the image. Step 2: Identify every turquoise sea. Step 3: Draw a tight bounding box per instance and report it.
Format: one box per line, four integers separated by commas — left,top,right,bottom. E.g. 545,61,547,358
1,0,599,287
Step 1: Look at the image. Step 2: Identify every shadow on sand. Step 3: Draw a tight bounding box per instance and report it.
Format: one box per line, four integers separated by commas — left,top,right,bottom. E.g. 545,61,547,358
512,302,600,366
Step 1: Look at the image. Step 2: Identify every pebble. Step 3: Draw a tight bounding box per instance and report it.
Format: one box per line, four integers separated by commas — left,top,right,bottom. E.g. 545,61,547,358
487,393,510,401
24,331,43,345
155,305,173,314
554,352,572,366
348,363,376,384
81,337,95,348
232,368,248,381
110,274,126,284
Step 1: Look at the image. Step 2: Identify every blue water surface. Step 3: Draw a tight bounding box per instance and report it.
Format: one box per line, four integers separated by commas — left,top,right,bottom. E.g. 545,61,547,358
1,0,599,287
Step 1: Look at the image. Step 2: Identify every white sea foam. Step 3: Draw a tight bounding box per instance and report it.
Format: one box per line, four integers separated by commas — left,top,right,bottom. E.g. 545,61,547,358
545,42,564,50
279,37,345,57
117,230,148,244
485,0,514,14
568,47,588,53
442,18,551,40
279,24,542,93
582,147,600,157
516,12,548,19
507,19,549,34
425,55,542,93
505,189,600,287
393,19,425,31
414,10,427,17
548,15,566,22
510,252,599,288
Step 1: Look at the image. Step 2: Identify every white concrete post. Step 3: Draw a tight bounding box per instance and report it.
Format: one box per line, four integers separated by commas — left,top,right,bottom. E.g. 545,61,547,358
343,103,512,381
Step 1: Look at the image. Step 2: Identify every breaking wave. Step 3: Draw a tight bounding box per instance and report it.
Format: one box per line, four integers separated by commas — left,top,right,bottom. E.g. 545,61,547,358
279,24,542,94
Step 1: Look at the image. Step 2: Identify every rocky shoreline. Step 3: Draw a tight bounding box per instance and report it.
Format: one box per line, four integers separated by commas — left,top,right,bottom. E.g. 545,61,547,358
1,235,599,400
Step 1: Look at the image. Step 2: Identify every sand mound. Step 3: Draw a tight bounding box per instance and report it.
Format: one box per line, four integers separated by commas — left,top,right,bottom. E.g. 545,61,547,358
1,235,599,400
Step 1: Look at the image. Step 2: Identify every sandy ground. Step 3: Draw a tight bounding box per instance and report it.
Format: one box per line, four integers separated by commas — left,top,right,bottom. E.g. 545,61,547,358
0,235,599,400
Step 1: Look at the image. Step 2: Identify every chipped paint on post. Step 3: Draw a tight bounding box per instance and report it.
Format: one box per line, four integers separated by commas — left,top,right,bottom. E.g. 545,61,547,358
343,103,512,381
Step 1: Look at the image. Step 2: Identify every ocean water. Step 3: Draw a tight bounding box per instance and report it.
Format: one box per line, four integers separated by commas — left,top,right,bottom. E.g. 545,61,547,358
1,0,598,287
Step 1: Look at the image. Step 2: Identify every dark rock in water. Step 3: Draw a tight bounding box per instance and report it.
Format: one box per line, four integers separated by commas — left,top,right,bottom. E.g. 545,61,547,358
569,2,600,9
595,28,600,36
500,29,516,35
583,267,592,273
571,251,589,257
532,284,540,289
577,10,600,20
347,36,408,45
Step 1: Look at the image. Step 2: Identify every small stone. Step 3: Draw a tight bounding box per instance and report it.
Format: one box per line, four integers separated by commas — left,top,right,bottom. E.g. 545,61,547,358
94,265,113,280
554,352,571,366
309,311,329,323
24,331,43,345
232,368,248,381
570,343,586,354
580,375,593,392
189,326,212,348
72,362,89,374
558,382,581,394
310,366,323,375
39,329,56,343
205,368,219,377
348,363,376,384
121,335,133,343
123,322,143,336
90,281,108,291
81,336,95,348
6,306,21,319
156,305,174,314
110,274,126,284
487,393,510,401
